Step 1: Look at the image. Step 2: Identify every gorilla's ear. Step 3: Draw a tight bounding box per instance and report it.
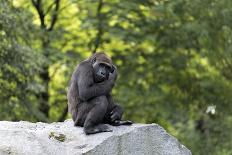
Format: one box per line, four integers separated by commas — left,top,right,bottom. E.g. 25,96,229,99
92,57,96,63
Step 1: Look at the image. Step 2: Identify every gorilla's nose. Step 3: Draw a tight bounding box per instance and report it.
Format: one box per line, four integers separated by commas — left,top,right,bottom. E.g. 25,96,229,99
101,71,105,76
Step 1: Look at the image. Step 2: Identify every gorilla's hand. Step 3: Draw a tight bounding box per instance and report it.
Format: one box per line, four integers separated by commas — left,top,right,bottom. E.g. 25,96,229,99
108,65,117,82
110,108,121,122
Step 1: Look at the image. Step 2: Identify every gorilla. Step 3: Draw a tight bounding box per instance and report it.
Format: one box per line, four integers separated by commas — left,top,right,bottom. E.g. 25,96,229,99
67,52,132,135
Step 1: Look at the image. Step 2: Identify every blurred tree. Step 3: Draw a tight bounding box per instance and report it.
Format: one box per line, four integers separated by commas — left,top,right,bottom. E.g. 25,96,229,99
1,0,232,154
0,0,47,121
31,0,61,118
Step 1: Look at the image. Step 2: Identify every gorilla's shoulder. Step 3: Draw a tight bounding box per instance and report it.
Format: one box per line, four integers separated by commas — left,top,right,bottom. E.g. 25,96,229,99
76,60,92,72
78,60,91,67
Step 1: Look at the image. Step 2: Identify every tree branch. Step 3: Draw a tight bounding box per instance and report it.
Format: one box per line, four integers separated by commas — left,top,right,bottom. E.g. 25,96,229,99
93,0,104,53
48,0,61,31
31,0,46,29
44,1,56,16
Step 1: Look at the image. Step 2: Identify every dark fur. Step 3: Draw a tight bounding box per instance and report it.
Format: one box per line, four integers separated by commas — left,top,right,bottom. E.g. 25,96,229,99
67,53,132,135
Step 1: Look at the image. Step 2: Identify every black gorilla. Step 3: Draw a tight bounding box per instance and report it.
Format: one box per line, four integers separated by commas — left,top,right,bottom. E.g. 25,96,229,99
67,52,132,135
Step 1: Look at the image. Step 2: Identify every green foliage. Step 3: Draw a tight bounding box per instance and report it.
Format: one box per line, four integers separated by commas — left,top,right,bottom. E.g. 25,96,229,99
0,1,46,121
1,0,232,154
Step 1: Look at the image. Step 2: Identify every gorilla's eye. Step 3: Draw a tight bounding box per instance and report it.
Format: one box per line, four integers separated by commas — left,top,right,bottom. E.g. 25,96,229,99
99,63,110,70
106,66,112,72
99,63,105,68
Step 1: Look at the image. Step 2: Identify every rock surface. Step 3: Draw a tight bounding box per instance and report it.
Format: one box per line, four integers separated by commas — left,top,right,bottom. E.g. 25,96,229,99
0,119,191,155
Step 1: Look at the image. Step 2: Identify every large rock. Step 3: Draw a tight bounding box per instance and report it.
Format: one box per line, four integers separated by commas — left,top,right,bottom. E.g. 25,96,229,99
0,119,191,155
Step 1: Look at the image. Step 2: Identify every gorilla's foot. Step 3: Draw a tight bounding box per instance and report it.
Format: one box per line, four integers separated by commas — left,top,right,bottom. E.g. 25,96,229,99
84,124,112,135
111,120,133,126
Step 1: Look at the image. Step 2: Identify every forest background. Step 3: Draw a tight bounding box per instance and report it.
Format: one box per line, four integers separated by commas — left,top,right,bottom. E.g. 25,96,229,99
0,0,232,154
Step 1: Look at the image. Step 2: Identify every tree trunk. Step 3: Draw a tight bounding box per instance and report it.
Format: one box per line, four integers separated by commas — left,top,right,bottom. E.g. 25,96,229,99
31,0,60,120
39,56,50,117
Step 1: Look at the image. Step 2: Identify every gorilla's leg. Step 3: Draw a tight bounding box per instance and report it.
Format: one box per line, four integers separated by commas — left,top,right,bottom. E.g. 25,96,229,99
84,95,112,135
74,102,94,127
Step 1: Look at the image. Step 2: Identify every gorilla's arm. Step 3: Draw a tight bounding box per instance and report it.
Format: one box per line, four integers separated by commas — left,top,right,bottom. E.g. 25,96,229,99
77,64,116,101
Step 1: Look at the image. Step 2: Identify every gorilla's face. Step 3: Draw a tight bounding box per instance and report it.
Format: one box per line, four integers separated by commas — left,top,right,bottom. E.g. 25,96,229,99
93,62,114,83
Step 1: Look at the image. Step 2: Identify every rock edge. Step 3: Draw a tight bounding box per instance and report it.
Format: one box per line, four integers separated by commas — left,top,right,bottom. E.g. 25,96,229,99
0,119,191,155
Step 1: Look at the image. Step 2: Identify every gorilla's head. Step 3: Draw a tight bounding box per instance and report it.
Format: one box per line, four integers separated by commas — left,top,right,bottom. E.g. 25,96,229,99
91,52,114,83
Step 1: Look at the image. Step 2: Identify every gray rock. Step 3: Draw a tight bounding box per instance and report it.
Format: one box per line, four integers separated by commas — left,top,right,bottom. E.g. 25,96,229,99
0,119,191,155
